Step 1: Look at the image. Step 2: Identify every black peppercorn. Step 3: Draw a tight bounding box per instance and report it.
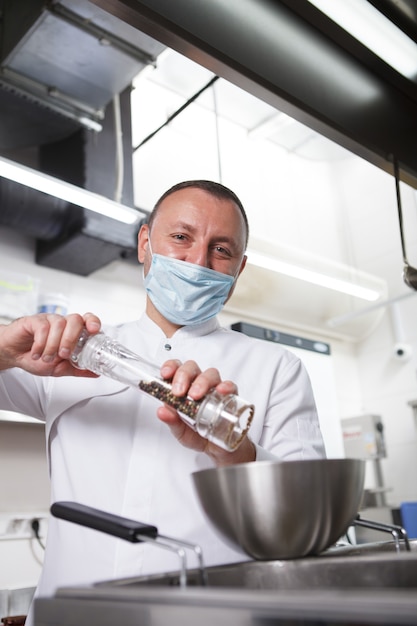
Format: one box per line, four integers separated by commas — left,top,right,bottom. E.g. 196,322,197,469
139,380,202,419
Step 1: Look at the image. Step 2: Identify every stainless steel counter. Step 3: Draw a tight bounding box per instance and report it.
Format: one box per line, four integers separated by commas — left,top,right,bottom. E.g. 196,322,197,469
35,586,417,626
34,541,417,625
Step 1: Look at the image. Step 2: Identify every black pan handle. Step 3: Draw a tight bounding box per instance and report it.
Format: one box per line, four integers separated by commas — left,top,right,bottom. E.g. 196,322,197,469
51,501,158,543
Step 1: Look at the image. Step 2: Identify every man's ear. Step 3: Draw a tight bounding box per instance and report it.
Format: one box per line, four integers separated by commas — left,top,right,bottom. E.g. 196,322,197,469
138,224,149,264
238,254,247,277
225,254,247,303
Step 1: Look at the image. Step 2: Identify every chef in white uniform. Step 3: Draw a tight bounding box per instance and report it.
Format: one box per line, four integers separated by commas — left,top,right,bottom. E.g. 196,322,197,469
0,180,325,625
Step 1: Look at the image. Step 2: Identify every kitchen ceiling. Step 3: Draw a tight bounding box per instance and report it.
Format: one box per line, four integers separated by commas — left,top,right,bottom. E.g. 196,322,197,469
0,0,416,281
93,0,417,188
131,48,351,162
1,0,415,174
0,0,416,176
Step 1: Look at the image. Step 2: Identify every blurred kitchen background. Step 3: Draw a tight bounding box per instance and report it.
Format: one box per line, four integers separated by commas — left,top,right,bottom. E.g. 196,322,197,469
0,0,417,612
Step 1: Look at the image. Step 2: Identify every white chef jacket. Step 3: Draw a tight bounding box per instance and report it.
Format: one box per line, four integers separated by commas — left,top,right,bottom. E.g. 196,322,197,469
0,314,325,624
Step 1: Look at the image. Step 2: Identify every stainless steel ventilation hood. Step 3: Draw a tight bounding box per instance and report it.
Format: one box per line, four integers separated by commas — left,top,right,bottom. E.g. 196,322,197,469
0,0,165,146
0,0,161,275
92,0,417,189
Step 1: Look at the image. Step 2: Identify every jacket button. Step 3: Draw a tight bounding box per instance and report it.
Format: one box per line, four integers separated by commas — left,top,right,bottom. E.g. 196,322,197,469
164,343,172,351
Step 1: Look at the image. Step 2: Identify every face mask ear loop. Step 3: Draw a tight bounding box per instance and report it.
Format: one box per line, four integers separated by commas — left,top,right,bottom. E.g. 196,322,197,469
230,252,246,288
142,232,154,280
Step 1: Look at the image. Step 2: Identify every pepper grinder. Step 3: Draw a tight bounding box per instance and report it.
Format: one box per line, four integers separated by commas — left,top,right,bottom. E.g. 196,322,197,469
71,330,254,452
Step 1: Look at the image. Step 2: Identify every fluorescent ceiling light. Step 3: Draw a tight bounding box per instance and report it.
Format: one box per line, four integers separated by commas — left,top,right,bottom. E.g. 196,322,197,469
0,155,141,225
307,0,417,79
247,249,381,301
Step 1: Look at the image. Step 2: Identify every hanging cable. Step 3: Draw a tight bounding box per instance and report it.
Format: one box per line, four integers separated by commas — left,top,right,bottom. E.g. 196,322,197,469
31,518,46,551
393,156,417,290
113,93,124,203
212,80,223,183
133,75,219,152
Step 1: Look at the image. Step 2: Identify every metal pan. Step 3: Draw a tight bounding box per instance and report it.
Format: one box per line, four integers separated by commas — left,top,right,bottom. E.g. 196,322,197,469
192,458,367,560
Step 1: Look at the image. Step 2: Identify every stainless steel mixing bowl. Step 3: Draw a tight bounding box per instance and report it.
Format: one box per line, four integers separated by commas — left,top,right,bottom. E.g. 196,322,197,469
192,458,365,560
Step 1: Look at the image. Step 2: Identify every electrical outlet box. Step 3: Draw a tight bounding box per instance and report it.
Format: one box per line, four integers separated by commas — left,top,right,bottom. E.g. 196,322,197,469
0,512,48,541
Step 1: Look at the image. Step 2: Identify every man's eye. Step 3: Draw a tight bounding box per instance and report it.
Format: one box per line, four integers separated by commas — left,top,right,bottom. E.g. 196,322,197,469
214,246,230,256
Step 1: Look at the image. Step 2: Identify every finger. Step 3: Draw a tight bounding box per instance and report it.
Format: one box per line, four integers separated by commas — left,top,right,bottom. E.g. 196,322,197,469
157,403,183,425
55,313,102,360
53,360,99,379
187,367,224,399
160,359,183,381
170,360,202,396
214,379,238,396
156,405,207,452
32,315,67,363
54,313,89,359
83,312,101,334
29,318,54,361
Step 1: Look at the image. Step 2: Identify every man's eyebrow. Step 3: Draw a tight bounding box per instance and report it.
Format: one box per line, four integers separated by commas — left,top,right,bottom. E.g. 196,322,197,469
170,221,196,232
168,221,241,251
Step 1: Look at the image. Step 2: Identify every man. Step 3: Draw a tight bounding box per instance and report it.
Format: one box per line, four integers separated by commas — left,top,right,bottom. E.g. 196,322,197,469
0,180,325,624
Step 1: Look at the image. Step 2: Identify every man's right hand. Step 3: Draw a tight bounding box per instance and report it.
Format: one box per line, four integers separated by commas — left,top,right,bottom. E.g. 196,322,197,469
0,312,101,377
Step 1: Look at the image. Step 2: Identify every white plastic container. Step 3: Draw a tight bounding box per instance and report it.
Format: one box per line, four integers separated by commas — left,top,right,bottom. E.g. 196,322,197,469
37,292,69,316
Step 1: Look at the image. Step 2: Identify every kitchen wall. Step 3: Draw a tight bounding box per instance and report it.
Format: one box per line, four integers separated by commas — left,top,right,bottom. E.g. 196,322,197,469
331,158,417,506
1,136,417,596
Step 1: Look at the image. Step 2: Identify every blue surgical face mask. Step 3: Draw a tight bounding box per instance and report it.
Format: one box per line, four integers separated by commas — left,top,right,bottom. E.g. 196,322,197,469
144,248,236,326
